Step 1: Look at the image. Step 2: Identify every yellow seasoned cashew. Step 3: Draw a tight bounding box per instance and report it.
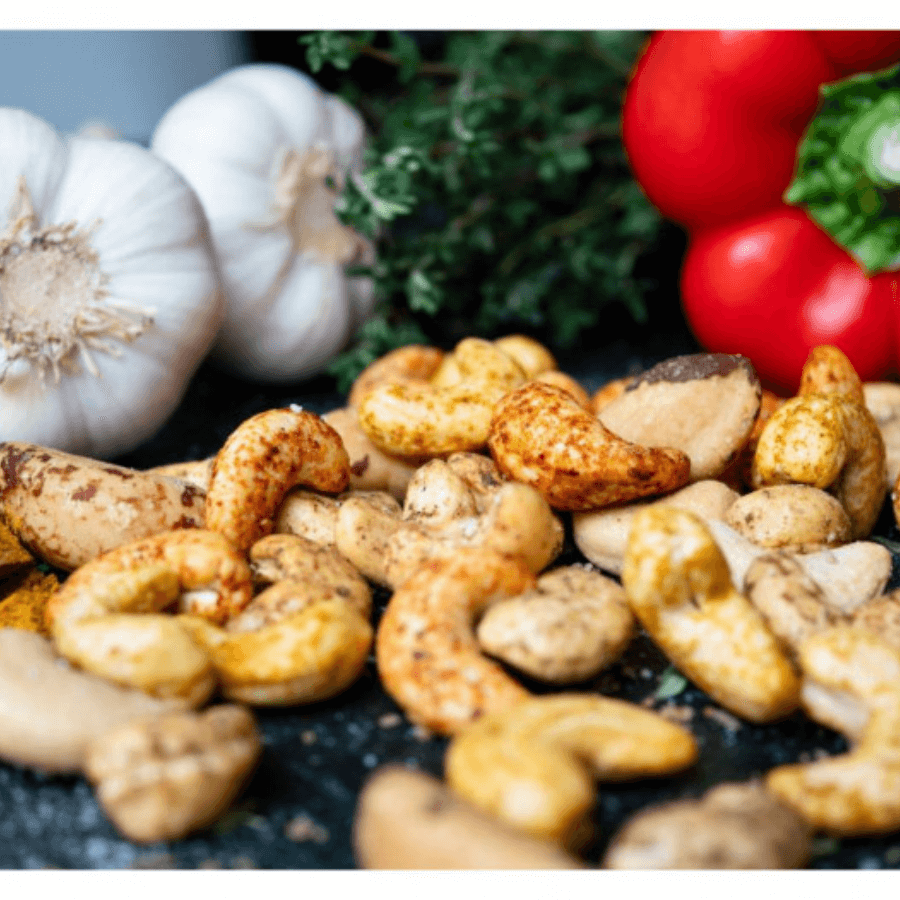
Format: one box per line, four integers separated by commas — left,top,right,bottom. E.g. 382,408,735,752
752,381,887,540
798,344,865,399
180,536,373,706
445,694,698,849
44,529,255,704
476,565,635,684
205,407,350,553
356,337,528,457
621,507,801,723
375,549,537,734
488,381,691,511
766,626,900,835
347,344,445,409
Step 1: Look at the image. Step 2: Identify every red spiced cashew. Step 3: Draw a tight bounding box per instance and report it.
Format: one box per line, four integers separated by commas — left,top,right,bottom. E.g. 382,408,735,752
375,549,537,734
488,381,691,511
205,407,350,553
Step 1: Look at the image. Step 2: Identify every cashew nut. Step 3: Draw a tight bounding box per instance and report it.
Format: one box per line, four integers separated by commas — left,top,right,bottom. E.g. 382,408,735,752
146,458,214,492
766,626,900,835
622,507,801,723
356,337,527,457
603,781,813,869
798,344,865,399
476,565,635,684
0,442,205,571
572,479,740,576
597,353,762,481
863,381,900,487
752,391,887,539
445,694,698,848
205,407,350,553
375,549,537,734
353,766,583,869
493,334,557,378
321,407,422,501
0,630,186,774
488,381,691,511
532,370,591,408
83,704,262,843
44,528,255,703
336,455,563,589
347,344,444,408
724,484,854,553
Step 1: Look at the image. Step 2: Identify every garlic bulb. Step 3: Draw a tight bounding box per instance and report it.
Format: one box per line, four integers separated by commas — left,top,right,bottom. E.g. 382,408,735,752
150,63,376,383
0,107,222,458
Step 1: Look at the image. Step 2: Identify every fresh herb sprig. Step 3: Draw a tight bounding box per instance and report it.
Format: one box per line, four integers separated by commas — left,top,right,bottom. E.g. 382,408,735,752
299,31,662,390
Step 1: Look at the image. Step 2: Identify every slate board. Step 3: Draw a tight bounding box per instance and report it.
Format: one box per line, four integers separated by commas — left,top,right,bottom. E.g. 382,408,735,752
3,313,900,871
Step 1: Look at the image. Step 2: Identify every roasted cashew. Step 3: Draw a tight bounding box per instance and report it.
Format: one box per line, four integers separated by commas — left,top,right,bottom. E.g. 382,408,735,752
44,528,255,703
493,334,557,378
180,595,373,707
532,370,592,408
488,381,691,511
724,484,853,553
622,507,801,723
205,407,350,553
766,626,900,835
0,630,186,774
476,565,635,684
0,442,206,571
337,455,563,589
274,488,400,550
603,781,813,869
743,552,848,661
357,337,528,457
353,766,583,869
84,704,262,843
573,479,740,576
798,344,865,399
445,694,698,848
752,392,887,540
347,344,445,408
321,407,422,500
375,549,537,734
863,381,900,487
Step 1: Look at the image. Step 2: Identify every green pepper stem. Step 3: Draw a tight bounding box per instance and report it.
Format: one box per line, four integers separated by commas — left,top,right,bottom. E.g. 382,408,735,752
785,65,900,274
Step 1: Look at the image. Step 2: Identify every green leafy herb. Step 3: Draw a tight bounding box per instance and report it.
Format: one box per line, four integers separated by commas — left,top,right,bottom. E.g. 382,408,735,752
297,31,662,390
654,665,688,701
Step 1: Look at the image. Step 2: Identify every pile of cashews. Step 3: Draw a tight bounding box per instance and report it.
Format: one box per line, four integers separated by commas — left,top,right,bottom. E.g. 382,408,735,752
2,335,900,866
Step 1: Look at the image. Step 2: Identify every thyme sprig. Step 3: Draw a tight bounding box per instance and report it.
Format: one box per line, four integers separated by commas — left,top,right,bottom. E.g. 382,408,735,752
298,31,662,390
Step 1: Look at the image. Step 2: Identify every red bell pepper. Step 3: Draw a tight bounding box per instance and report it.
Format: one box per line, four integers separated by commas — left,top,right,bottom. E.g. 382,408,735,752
622,30,900,394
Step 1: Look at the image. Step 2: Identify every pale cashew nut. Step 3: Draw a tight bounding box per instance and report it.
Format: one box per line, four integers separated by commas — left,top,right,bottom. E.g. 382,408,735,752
493,334,557,378
322,407,422,500
145,458,214,492
743,552,848,661
766,626,900,835
375,549,537,734
247,533,371,619
863,381,900,487
603,781,813,869
348,344,445,408
752,392,887,539
353,766,583,870
83,704,262,843
205,407,350,553
848,592,900,651
573,479,740,576
621,507,801,723
0,441,206,571
357,338,528,457
724,484,853,553
0,630,187,774
445,694,698,848
476,565,635,684
488,381,691,511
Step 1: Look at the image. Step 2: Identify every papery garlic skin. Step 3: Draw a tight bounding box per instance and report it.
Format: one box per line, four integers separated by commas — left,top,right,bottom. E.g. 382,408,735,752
0,107,222,458
150,63,376,383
